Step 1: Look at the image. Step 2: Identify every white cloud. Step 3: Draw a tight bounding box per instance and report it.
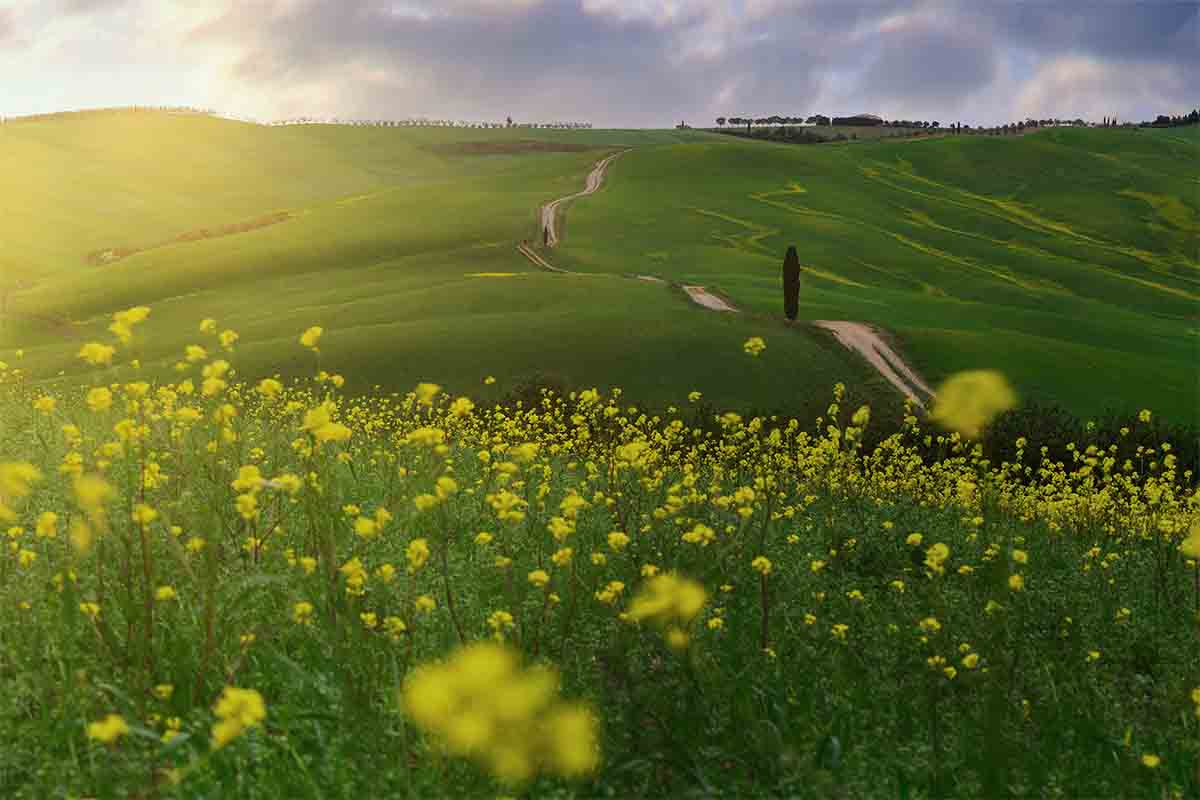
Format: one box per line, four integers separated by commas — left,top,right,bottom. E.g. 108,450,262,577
0,0,1194,127
1014,55,1188,122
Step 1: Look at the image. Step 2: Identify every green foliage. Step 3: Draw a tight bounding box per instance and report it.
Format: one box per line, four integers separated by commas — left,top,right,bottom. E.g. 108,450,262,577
0,356,1195,797
782,245,801,321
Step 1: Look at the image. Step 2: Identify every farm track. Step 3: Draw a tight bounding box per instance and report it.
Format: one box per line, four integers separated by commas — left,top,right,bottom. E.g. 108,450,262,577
519,148,937,406
813,321,935,408
540,149,631,248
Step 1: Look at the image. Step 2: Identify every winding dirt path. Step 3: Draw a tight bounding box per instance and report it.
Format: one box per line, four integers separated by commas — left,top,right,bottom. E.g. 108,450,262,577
516,242,572,274
814,320,935,408
540,149,631,247
517,149,935,408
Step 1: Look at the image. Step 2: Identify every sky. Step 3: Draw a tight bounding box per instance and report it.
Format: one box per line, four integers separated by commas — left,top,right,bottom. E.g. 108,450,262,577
0,0,1195,128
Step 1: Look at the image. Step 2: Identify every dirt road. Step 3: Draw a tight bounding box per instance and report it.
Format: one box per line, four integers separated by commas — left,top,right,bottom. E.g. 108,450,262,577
516,242,571,273
813,321,935,408
518,151,935,409
683,285,738,312
540,149,631,247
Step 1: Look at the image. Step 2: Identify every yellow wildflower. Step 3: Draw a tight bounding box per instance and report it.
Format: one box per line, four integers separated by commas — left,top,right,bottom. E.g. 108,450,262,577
86,713,130,744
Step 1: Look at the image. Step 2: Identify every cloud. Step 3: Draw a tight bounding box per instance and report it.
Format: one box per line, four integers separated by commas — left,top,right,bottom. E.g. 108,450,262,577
58,0,129,13
1014,55,1192,122
850,9,998,115
985,1,1198,68
0,9,13,42
2,0,1196,126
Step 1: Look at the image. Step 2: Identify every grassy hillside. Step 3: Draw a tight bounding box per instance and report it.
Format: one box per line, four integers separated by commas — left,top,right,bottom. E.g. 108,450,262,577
555,125,1200,423
0,110,890,418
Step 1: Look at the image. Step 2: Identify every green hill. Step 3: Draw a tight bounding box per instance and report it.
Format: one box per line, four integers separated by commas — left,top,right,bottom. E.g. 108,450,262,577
2,109,1196,423
0,110,888,419
556,125,1199,423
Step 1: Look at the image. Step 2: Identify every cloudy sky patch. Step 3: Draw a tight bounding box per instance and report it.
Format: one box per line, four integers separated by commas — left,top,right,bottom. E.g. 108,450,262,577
0,0,1193,126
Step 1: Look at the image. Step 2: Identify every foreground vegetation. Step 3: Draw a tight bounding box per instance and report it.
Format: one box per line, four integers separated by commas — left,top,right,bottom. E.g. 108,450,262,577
0,312,1197,798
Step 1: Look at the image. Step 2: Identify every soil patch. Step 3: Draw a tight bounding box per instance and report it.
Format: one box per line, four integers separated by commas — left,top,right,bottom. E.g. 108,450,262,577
85,210,291,265
813,320,935,408
429,140,598,156
682,285,738,312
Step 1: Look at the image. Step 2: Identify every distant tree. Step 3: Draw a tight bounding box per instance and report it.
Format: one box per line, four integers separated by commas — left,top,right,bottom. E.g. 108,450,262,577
506,116,513,127
931,121,939,129
782,246,801,321
717,116,726,127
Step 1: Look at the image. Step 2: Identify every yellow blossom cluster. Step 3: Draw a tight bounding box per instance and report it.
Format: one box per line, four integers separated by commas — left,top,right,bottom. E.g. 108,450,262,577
401,642,599,784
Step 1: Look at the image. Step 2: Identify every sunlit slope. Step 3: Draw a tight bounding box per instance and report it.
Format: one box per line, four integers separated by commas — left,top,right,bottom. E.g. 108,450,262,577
0,109,716,285
1,111,885,416
557,127,1200,422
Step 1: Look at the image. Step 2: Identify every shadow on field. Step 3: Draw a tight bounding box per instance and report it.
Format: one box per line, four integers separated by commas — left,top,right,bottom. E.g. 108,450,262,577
85,211,292,265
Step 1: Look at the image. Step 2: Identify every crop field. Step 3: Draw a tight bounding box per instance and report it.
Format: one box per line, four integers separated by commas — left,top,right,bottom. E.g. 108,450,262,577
0,334,1197,797
556,124,1200,423
0,110,1197,798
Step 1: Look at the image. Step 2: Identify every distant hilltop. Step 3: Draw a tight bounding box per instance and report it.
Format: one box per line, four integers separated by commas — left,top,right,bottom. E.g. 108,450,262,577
0,105,592,129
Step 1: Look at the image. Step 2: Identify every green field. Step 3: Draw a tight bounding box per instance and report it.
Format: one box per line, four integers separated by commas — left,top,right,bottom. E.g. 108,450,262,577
557,125,1200,423
0,110,892,418
2,109,1198,798
2,109,1197,423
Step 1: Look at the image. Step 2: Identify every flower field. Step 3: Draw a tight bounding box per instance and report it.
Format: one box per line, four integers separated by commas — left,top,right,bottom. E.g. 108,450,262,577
0,310,1197,798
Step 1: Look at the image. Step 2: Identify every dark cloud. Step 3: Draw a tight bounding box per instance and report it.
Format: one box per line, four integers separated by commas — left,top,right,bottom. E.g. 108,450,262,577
10,1,1196,126
189,1,733,125
186,0,912,125
984,1,1198,67
855,26,998,114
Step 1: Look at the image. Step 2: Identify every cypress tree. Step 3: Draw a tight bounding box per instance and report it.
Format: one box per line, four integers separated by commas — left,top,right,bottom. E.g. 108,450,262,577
782,246,801,321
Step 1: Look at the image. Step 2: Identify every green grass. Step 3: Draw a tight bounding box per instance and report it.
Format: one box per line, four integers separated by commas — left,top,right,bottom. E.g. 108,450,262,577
3,109,1196,425
1,110,891,416
555,126,1200,423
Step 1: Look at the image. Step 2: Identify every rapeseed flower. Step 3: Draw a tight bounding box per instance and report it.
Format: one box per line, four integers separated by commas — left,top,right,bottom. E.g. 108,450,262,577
925,542,950,576
86,713,130,744
300,326,323,351
78,342,116,366
211,686,267,749
402,642,598,784
929,370,1017,439
743,337,766,357
86,387,113,412
406,538,431,572
627,572,706,628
